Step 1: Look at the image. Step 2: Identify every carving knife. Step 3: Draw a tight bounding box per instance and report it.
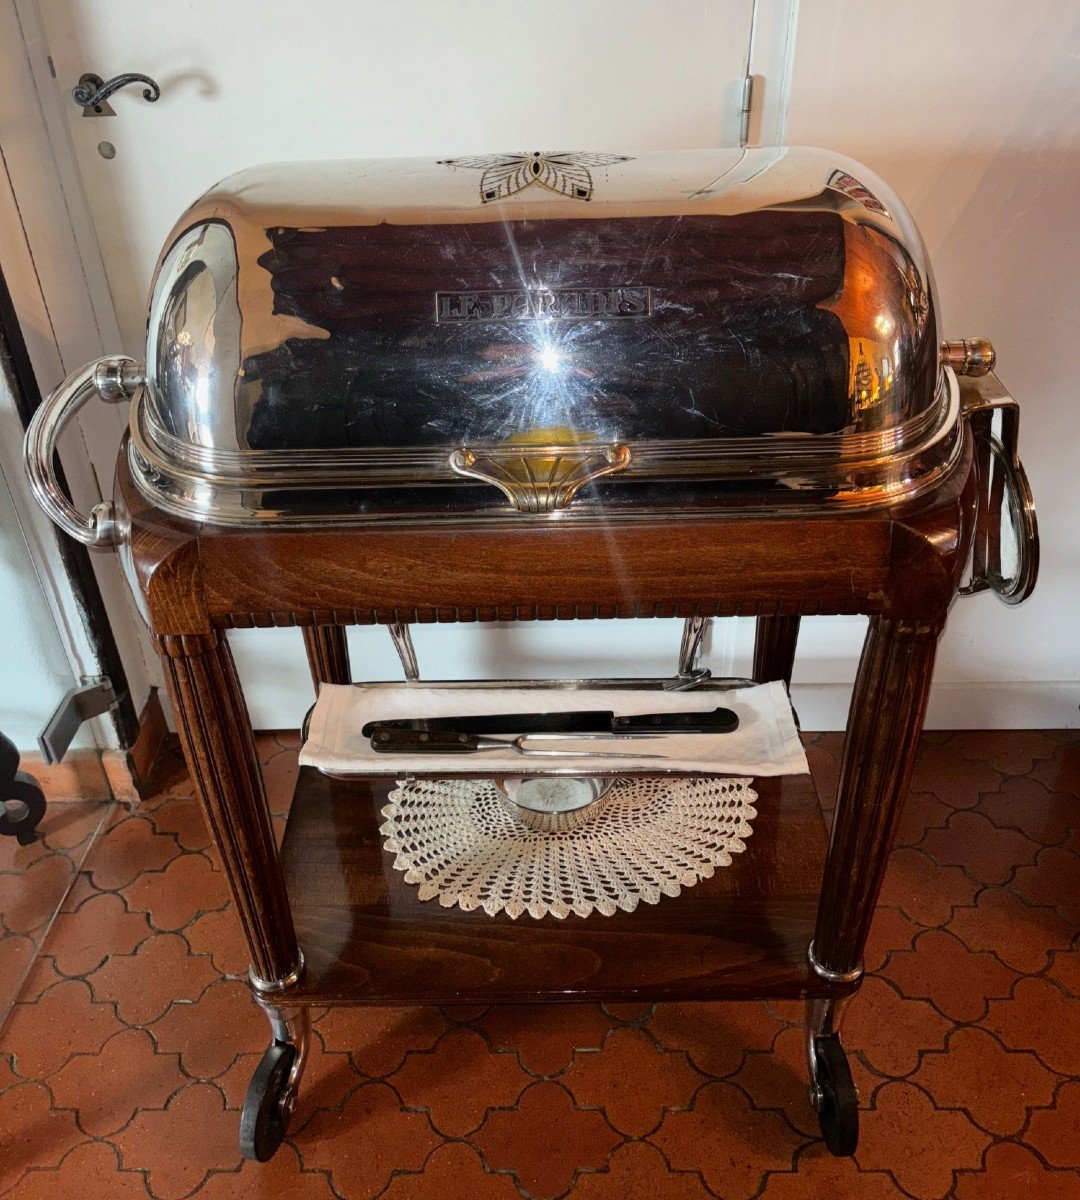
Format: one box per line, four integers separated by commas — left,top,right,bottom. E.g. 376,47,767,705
369,729,667,758
368,706,738,754
363,706,738,739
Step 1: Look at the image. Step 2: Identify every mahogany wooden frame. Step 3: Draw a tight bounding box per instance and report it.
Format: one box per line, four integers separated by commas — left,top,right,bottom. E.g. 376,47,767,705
119,429,976,1002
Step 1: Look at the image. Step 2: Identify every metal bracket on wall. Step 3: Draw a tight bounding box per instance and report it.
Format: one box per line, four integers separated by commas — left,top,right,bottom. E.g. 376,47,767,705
38,676,120,765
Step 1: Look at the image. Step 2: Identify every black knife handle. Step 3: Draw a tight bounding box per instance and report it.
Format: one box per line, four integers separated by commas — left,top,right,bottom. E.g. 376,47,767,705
362,711,613,737
371,727,481,753
612,706,739,734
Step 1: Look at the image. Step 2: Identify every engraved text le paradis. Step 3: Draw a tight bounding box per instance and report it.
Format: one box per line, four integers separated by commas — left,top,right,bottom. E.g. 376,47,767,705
435,286,652,323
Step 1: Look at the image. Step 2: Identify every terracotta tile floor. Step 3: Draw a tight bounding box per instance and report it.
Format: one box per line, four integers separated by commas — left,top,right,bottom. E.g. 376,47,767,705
1,729,1077,1199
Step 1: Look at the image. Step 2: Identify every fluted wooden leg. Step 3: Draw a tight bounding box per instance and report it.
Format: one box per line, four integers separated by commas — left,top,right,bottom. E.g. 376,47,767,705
752,614,801,688
301,625,351,689
156,631,300,985
811,616,939,979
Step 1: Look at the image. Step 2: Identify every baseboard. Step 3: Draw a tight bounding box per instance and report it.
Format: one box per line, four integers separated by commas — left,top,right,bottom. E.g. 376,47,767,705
794,680,1080,732
15,749,113,802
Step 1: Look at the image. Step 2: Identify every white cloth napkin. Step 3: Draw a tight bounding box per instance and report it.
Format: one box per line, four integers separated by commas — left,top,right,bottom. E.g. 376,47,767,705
299,680,808,777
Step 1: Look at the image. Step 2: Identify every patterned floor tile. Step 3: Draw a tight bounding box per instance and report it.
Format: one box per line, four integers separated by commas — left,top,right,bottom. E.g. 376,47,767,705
49,1026,186,1136
472,1080,621,1200
87,933,219,1025
976,774,1074,847
0,854,77,935
1,1139,149,1200
877,848,980,927
562,1025,704,1136
192,1143,337,1199
470,1002,612,1076
984,976,1080,1075
1022,1078,1080,1170
954,1141,1080,1200
45,891,153,977
0,1082,83,1192
389,1026,530,1136
757,1152,909,1198
841,976,952,1077
855,1081,991,1200
5,979,123,1079
946,887,1075,974
949,730,1062,777
84,815,181,891
301,1082,442,1200
111,1083,241,1200
919,810,1041,886
1009,845,1080,922
653,1080,808,1200
1,727,1078,1199
648,999,787,1077
148,979,266,1080
124,852,229,932
909,1026,1059,1137
569,1140,715,1200
882,929,1019,1022
315,1004,447,1078
380,1141,521,1200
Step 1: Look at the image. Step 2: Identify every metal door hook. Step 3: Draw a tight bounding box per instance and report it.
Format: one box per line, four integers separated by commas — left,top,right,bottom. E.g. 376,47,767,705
72,72,161,115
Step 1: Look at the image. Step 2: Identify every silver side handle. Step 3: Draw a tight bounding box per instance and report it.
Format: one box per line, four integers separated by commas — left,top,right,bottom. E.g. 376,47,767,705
956,365,1039,605
23,356,144,549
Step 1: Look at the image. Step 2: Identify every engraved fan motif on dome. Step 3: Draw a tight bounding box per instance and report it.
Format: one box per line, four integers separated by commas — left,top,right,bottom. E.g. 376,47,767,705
438,150,632,202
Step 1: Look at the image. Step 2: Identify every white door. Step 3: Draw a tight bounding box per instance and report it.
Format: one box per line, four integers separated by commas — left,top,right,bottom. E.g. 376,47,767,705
20,0,777,729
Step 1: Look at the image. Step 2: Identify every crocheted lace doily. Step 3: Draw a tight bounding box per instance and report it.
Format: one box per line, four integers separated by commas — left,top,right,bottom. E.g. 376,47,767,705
379,776,757,920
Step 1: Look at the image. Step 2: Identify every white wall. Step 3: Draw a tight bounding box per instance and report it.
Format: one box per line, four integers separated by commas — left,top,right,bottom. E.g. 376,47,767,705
786,0,1080,728
0,461,89,750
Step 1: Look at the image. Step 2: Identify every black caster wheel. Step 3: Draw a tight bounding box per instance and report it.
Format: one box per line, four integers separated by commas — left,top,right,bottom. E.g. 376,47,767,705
240,1041,297,1161
1,773,47,846
813,1033,859,1155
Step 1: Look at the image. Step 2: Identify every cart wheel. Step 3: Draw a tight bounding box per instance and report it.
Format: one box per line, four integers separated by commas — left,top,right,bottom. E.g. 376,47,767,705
813,1034,858,1155
240,1041,296,1161
1,773,47,846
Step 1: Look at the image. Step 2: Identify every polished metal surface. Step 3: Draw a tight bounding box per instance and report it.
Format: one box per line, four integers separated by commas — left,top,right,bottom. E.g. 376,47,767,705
24,356,143,548
249,950,306,994
665,615,712,691
957,372,1039,604
805,995,853,1110
123,146,965,524
496,775,614,832
807,939,863,984
386,621,420,681
941,337,996,377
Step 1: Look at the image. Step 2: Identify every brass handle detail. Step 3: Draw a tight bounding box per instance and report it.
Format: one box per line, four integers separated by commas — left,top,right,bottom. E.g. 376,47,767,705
941,337,995,377
449,443,631,512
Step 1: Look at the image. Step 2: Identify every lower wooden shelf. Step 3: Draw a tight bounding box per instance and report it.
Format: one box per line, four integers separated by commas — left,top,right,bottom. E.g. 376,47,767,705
279,767,849,1005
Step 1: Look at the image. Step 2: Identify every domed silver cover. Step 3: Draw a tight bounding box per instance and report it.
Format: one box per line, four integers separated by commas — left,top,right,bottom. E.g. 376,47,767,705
127,147,962,524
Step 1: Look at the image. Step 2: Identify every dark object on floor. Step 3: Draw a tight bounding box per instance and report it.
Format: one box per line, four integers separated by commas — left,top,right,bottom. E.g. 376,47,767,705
0,730,46,845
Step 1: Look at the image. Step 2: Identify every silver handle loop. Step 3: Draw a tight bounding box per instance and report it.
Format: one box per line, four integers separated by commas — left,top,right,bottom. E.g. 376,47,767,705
23,356,144,549
957,368,1039,605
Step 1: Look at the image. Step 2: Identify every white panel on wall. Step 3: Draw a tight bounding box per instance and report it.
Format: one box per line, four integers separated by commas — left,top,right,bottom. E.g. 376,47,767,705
0,466,89,750
786,0,1080,728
